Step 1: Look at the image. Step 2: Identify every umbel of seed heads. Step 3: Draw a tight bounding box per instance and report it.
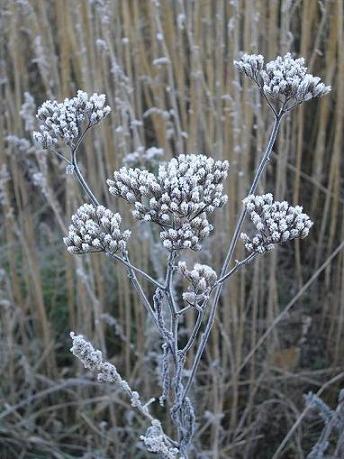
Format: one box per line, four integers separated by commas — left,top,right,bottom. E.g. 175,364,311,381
178,262,217,307
240,194,314,254
107,154,229,251
234,52,331,110
33,90,111,149
63,204,131,256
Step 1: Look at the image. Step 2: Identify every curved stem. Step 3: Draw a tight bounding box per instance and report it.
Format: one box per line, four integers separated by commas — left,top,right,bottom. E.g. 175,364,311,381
67,128,161,333
181,110,284,403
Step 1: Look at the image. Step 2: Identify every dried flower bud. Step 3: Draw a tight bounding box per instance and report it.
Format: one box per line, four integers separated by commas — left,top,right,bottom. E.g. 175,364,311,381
178,262,217,306
70,332,103,371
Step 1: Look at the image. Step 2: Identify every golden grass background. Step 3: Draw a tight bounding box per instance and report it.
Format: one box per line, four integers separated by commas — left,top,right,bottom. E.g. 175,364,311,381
0,0,343,457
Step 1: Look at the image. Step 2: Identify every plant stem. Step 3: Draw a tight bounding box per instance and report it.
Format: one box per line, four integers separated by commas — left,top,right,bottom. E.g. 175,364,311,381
71,125,100,207
182,307,204,354
216,253,257,285
67,127,162,333
165,251,179,355
110,253,164,290
181,110,284,403
122,252,159,328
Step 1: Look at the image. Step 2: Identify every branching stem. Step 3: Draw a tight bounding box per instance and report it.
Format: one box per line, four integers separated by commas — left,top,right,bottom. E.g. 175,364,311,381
71,125,100,207
180,109,285,403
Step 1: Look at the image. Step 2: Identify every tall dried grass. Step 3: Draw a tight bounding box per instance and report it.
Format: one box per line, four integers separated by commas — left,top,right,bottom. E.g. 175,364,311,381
0,1,343,457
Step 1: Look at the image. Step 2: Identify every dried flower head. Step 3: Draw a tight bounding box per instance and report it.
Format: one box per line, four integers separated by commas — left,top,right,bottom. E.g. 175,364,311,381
140,421,179,459
107,154,229,251
63,204,131,255
70,332,103,371
178,262,217,306
241,193,313,254
33,90,111,148
234,53,331,110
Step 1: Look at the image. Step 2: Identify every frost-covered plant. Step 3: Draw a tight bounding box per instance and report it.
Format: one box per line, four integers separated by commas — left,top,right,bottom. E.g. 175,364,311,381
240,193,313,254
305,390,344,458
33,90,111,148
63,204,131,255
234,52,331,113
32,52,330,458
107,154,229,251
178,262,217,307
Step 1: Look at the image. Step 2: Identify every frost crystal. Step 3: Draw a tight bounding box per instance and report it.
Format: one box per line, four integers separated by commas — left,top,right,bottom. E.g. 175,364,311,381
178,262,217,306
241,193,313,254
107,154,229,251
63,204,131,255
234,53,331,109
33,90,111,148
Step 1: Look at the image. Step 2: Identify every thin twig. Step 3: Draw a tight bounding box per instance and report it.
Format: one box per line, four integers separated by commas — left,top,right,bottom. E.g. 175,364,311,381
216,253,257,285
110,253,164,290
182,306,204,354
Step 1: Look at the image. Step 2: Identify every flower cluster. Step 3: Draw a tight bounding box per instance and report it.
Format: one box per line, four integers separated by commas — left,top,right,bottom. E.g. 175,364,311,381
70,332,131,386
178,262,217,306
140,421,178,459
234,53,331,108
63,204,131,255
241,193,313,254
33,90,111,148
70,332,103,371
107,154,229,251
